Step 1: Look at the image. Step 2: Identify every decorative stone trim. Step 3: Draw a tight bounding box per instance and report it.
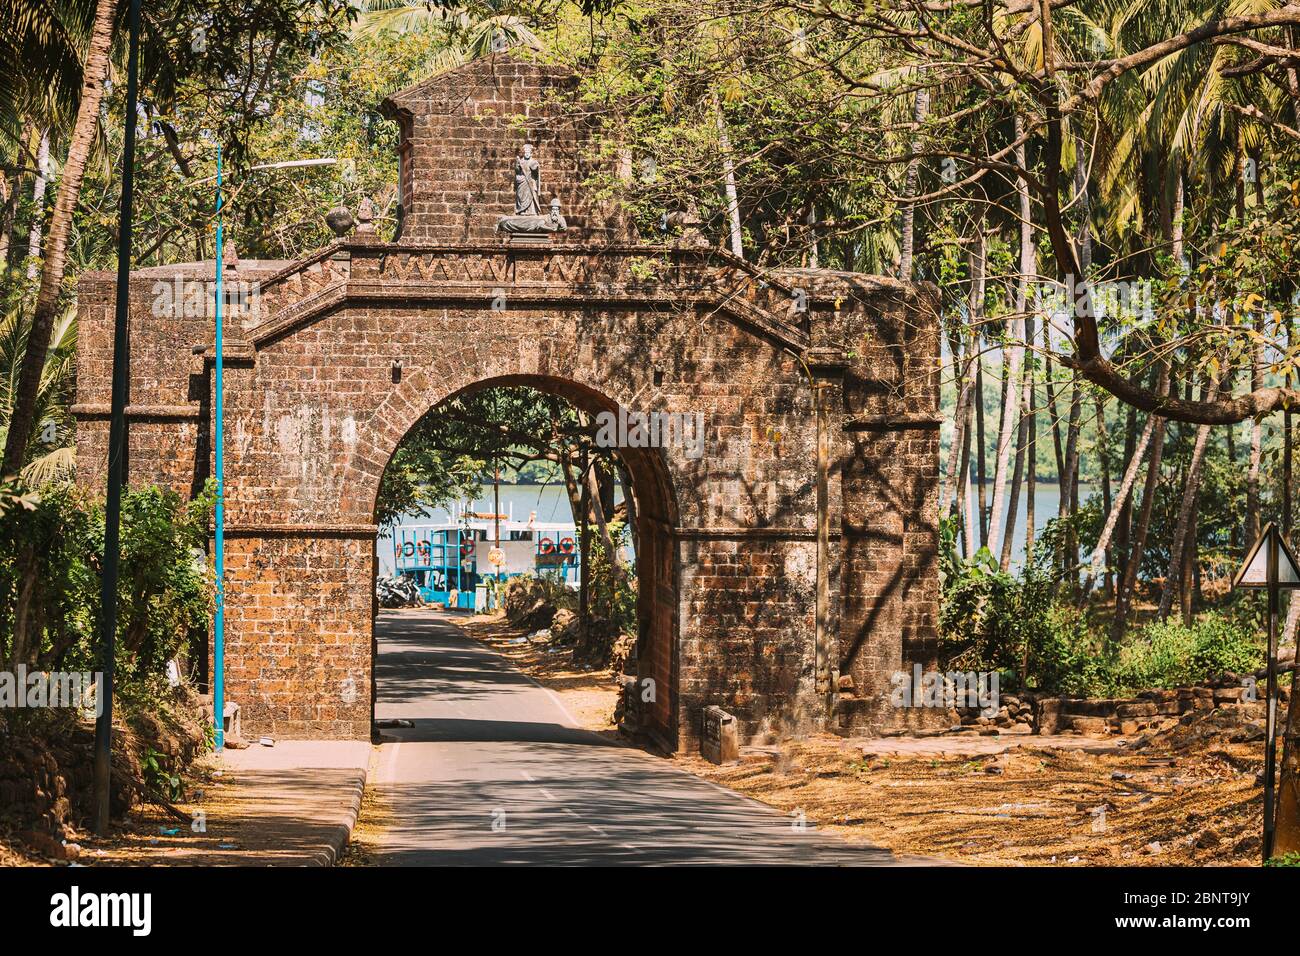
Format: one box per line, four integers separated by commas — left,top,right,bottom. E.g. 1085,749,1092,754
71,403,202,421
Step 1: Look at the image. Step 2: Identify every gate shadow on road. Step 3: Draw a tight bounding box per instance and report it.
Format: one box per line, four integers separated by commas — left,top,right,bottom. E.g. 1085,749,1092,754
379,717,620,746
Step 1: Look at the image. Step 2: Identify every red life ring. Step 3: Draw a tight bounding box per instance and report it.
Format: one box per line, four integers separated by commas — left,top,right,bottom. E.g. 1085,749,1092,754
559,536,576,554
460,537,476,557
539,538,556,554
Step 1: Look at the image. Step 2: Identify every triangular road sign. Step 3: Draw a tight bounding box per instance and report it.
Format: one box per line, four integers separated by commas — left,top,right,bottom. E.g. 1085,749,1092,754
1234,522,1300,589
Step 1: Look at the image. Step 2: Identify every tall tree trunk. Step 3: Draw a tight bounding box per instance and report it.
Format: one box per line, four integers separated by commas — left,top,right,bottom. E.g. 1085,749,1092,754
990,122,1032,562
1275,649,1300,855
1072,129,1093,275
1158,371,1223,620
969,227,987,548
559,449,584,531
1248,323,1264,546
1180,509,1197,625
1062,126,1091,585
25,130,49,280
1081,404,1162,597
1025,313,1037,562
1115,401,1138,592
713,92,744,260
964,433,980,560
0,170,18,271
1001,389,1029,571
3,0,119,476
615,459,639,553
1096,395,1112,593
987,331,1018,556
959,398,975,557
584,459,623,574
1044,355,1067,486
1114,403,1168,642
1171,172,1185,265
898,88,929,278
1226,409,1238,551
1286,321,1294,540
1276,91,1300,850
1059,380,1082,580
939,328,973,517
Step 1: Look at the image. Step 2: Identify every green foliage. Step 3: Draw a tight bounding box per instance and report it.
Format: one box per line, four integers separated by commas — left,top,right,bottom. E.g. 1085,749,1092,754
941,515,1081,686
0,296,78,480
375,385,583,527
939,529,1074,690
1110,614,1264,695
503,570,574,622
0,480,214,708
940,514,1264,695
584,516,635,638
141,746,184,802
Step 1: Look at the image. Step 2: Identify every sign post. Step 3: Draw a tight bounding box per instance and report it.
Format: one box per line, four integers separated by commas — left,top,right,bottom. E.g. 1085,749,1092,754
1232,521,1300,862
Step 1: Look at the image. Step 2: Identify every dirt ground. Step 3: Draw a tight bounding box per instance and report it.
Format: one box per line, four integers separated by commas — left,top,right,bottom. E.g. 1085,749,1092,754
678,729,1264,866
462,612,1270,867
0,757,248,866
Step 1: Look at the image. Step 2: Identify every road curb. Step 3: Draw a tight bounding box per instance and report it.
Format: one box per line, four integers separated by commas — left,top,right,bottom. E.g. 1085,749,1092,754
313,770,368,867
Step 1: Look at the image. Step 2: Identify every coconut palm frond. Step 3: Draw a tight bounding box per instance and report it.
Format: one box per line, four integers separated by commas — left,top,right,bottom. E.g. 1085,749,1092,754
465,15,543,59
20,443,73,484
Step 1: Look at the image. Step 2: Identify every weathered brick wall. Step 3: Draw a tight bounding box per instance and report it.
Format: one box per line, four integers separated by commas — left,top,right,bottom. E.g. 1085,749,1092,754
72,58,940,749
73,263,286,498
381,53,631,244
829,275,943,733
221,533,372,739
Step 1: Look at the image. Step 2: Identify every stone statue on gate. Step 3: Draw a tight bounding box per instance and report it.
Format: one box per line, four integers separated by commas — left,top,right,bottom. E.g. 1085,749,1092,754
496,144,568,236
513,143,542,215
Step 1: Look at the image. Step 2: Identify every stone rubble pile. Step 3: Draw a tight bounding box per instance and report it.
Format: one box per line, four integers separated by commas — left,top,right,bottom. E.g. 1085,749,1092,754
946,674,1288,738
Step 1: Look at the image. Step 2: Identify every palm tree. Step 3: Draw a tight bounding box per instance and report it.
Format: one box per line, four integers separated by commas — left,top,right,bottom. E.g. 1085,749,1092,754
355,0,543,70
0,299,77,483
0,0,117,476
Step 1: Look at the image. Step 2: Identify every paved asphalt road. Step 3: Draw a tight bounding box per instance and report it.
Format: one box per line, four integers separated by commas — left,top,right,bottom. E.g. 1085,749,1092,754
369,609,909,866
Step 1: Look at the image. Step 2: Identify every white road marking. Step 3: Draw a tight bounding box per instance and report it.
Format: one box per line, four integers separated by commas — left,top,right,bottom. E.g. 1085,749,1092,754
539,788,556,800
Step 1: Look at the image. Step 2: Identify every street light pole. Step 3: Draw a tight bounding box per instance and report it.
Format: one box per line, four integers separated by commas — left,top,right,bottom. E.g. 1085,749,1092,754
93,0,141,837
213,147,226,751
208,153,333,750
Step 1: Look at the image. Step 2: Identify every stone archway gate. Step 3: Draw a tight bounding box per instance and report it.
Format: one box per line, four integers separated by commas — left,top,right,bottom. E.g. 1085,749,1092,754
73,55,942,750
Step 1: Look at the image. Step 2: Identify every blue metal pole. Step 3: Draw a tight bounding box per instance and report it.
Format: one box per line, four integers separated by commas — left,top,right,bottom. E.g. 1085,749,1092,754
213,147,225,751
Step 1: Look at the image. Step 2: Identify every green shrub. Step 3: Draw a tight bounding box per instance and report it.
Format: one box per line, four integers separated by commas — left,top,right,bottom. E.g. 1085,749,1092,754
0,480,214,713
502,571,573,625
1029,605,1113,696
939,528,1093,691
1111,613,1263,693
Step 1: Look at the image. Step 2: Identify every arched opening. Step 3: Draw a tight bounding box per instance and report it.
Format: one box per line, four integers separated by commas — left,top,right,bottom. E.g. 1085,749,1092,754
368,374,680,748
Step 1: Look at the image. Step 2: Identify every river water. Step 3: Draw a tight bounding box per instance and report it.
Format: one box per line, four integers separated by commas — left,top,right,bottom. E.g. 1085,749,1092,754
378,481,1085,576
